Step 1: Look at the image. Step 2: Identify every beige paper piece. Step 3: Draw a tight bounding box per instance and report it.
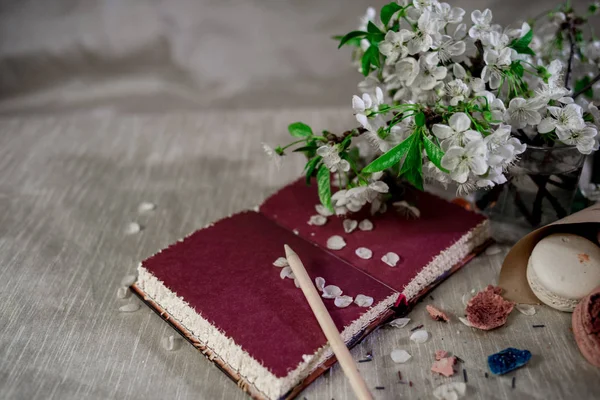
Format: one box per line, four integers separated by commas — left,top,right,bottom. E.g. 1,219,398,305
499,203,600,304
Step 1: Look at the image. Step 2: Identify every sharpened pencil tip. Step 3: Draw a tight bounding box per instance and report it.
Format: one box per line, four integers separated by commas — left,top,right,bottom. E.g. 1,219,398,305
284,244,296,258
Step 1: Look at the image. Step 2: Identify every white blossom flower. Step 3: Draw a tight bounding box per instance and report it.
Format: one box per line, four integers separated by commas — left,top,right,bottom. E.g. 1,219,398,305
358,7,376,31
395,57,420,86
546,60,564,88
352,87,384,114
586,40,600,63
504,97,543,129
538,104,585,135
404,11,443,54
317,144,350,173
333,181,389,213
433,2,465,24
556,125,599,154
441,140,488,183
481,46,511,89
484,125,525,166
482,31,511,54
379,30,411,65
411,52,447,90
432,112,482,150
476,166,507,188
262,143,282,168
469,9,494,40
588,101,600,127
413,0,438,11
446,79,470,105
434,33,466,63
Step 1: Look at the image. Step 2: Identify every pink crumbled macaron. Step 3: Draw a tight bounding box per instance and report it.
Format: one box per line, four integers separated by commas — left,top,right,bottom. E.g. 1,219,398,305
466,285,514,330
572,286,600,368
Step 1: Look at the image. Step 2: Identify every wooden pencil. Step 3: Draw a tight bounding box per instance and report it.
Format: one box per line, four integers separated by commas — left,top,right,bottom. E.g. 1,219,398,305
284,244,373,400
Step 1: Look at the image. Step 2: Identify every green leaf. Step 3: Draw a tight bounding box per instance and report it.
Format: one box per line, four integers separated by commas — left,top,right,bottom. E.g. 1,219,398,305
317,164,333,211
575,77,594,99
399,136,423,190
511,61,524,78
422,136,448,173
509,30,535,55
483,110,493,121
361,44,380,76
288,122,313,138
304,156,321,185
341,134,353,150
414,112,426,127
338,31,368,49
380,2,402,26
362,131,417,173
367,21,382,34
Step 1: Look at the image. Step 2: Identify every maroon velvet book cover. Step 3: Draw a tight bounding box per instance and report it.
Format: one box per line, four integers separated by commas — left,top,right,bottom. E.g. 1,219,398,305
133,179,490,400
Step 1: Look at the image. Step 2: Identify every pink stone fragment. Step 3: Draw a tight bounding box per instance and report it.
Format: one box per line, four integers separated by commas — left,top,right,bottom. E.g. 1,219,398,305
435,350,448,361
426,305,450,322
431,356,457,377
466,285,514,330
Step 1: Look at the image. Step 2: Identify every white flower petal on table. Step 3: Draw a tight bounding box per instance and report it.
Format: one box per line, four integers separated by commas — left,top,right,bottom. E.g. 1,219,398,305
327,235,346,250
458,317,473,327
390,349,412,363
382,252,400,267
138,202,156,213
119,303,140,313
461,293,471,306
322,285,343,299
273,257,289,267
315,204,334,217
433,382,467,400
124,222,142,235
280,266,294,279
516,304,536,316
485,245,502,255
389,317,411,328
355,247,373,259
116,287,130,299
315,277,326,292
308,215,327,226
121,275,137,286
358,219,374,231
343,219,358,233
334,295,354,308
354,294,374,307
410,329,429,343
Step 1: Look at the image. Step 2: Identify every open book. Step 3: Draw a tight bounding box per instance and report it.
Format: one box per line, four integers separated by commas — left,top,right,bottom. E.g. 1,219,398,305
132,179,490,400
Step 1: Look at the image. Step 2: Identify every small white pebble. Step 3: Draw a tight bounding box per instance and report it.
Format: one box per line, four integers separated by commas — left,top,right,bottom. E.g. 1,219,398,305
121,274,137,286
358,219,373,231
355,247,373,259
334,295,353,308
381,252,400,267
124,222,142,235
308,215,327,226
326,235,346,250
315,277,326,292
162,335,181,351
119,303,140,313
354,294,374,307
458,317,473,327
315,204,334,217
516,304,536,316
343,219,358,233
117,286,130,299
485,245,502,256
280,267,294,279
322,285,343,299
273,257,289,267
390,349,412,363
410,329,429,343
388,317,410,328
138,202,156,213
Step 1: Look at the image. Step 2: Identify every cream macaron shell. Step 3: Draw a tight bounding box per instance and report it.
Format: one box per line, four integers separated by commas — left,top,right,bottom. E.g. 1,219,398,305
527,233,600,312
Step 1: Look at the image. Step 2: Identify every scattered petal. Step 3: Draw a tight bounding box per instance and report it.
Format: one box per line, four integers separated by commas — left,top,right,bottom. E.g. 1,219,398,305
335,295,354,308
431,356,457,377
326,235,346,250
382,252,401,267
280,266,294,279
358,219,374,231
293,229,299,235
393,201,421,219
458,317,473,327
389,317,411,328
355,294,374,307
485,245,502,255
466,285,514,330
433,382,467,400
322,285,343,299
121,275,137,286
426,305,450,322
162,335,182,351
461,293,471,306
273,257,289,267
343,219,358,233
124,222,142,235
488,348,532,375
117,286,130,299
390,349,412,363
119,303,140,313
308,215,328,226
138,202,156,213
355,247,373,259
315,277,326,292
315,204,334,217
410,330,429,344
435,350,448,361
516,304,536,316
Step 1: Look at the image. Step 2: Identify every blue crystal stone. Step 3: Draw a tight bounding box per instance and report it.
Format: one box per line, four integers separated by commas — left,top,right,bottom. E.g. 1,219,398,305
488,348,532,375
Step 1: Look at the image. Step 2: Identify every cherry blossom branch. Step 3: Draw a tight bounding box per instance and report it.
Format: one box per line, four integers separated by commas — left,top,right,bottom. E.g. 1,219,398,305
565,22,576,90
573,72,600,99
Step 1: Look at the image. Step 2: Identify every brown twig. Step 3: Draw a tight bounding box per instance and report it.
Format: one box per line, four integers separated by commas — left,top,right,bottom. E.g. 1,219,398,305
573,72,600,99
565,21,576,90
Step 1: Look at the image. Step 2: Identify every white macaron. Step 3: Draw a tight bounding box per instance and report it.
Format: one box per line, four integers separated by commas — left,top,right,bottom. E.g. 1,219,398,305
527,233,600,312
